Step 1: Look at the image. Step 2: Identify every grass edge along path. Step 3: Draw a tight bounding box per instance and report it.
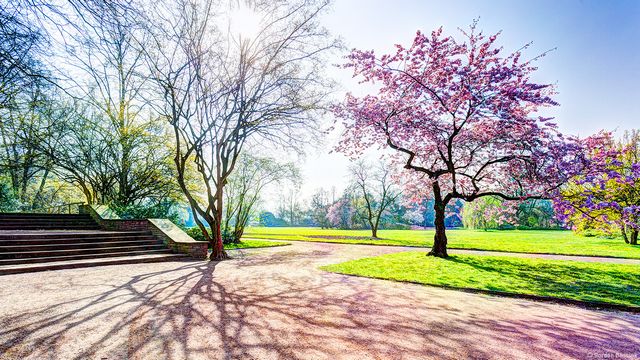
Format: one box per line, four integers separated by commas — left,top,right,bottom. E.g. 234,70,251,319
223,239,290,250
243,227,640,260
320,251,640,310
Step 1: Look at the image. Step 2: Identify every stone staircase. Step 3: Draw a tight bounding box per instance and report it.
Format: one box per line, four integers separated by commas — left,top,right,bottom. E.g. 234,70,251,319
0,213,187,274
0,213,101,230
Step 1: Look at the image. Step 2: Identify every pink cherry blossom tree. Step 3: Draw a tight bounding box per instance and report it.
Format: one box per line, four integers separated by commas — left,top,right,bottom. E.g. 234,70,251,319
326,197,355,229
334,22,585,257
462,197,519,230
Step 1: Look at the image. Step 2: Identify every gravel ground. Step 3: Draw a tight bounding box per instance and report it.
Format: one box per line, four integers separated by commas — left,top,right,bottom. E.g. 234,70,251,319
1,242,639,360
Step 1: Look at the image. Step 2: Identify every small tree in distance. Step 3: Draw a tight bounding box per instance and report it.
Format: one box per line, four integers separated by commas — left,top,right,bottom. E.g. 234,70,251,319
334,22,585,257
309,188,333,228
223,154,299,243
326,196,355,229
349,160,401,238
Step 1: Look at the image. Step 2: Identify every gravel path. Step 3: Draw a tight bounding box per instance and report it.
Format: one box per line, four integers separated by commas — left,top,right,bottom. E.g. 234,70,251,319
1,242,639,360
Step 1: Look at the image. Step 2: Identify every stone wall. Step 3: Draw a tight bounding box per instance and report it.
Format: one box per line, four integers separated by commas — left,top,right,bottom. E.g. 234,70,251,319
80,205,208,259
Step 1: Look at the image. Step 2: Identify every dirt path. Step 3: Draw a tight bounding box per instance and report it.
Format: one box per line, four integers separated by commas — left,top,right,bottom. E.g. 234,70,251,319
1,242,639,359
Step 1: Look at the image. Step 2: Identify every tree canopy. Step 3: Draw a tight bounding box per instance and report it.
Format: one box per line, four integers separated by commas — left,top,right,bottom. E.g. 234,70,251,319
334,22,586,256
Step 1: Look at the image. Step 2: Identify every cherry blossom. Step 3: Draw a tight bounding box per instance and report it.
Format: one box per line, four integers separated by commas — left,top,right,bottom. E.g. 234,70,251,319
334,22,585,256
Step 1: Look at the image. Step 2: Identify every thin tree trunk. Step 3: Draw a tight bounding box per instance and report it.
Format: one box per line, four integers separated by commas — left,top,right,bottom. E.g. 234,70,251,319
368,215,377,238
33,167,50,209
630,230,639,246
621,226,629,244
428,182,448,258
233,207,248,244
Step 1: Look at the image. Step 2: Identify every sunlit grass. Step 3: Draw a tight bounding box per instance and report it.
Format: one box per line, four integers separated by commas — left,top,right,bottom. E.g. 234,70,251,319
223,239,289,250
321,251,640,307
243,227,640,259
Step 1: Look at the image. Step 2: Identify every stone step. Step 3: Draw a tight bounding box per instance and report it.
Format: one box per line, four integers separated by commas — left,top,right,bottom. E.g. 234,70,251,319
0,230,151,240
0,224,101,230
0,239,161,252
0,235,157,246
0,213,180,272
0,253,190,275
0,213,99,230
0,216,94,220
0,225,102,231
0,213,92,218
0,220,98,225
0,244,169,259
0,249,175,265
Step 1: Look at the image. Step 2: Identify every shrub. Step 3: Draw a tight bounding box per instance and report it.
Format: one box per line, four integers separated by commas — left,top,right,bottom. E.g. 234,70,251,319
111,200,181,224
0,178,18,212
185,226,238,244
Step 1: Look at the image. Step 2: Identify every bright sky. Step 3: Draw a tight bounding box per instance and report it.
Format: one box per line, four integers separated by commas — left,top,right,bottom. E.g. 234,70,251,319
268,0,640,207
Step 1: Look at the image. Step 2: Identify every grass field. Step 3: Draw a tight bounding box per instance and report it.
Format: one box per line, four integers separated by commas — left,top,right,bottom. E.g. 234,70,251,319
223,239,290,250
321,251,640,308
243,227,640,259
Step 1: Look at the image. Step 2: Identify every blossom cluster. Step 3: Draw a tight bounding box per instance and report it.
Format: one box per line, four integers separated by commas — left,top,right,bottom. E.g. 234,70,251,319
554,133,640,232
333,22,586,209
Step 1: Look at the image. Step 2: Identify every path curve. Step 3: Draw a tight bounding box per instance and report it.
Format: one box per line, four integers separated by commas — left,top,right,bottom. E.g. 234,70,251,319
244,237,640,264
0,241,639,359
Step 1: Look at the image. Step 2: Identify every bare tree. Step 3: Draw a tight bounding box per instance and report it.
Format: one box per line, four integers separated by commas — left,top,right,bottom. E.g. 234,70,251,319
0,1,52,209
32,99,177,206
223,154,299,243
349,160,401,238
52,1,178,207
1,0,179,210
0,83,56,208
309,187,332,228
0,1,48,108
277,186,305,227
145,0,336,259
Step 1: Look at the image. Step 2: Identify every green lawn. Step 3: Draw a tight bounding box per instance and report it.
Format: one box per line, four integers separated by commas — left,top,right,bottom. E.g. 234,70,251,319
321,251,640,308
243,227,640,259
223,239,290,250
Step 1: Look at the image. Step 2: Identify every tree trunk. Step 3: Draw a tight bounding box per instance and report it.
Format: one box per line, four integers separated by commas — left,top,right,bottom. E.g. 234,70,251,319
621,226,629,244
233,226,244,244
368,215,379,238
429,202,448,257
428,182,448,258
630,230,639,246
210,220,228,260
210,187,229,261
33,167,50,209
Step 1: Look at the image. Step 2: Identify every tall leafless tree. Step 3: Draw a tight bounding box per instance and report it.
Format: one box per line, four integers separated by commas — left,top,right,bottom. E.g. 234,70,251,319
51,1,178,207
145,0,337,259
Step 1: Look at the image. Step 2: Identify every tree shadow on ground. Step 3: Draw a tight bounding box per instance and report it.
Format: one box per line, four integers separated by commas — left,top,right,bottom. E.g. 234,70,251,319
0,245,639,359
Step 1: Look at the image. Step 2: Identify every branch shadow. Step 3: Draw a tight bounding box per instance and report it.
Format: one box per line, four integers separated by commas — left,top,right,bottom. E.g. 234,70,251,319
0,245,639,359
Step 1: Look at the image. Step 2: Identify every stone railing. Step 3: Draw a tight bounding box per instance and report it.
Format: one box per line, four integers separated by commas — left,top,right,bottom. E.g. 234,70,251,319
80,205,208,259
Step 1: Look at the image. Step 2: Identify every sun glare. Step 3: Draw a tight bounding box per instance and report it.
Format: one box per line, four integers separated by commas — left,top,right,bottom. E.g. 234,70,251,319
228,5,262,40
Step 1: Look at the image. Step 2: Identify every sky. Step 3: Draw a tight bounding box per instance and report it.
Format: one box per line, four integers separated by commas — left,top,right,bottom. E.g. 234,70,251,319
262,0,640,209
